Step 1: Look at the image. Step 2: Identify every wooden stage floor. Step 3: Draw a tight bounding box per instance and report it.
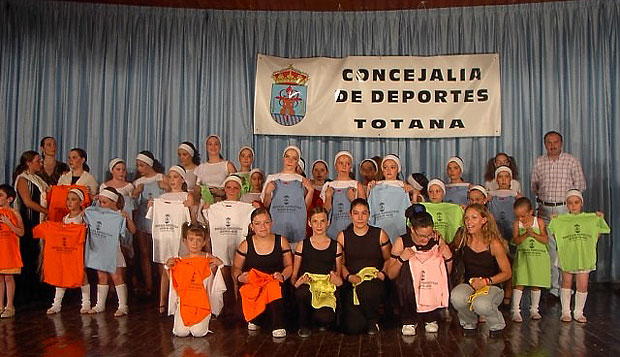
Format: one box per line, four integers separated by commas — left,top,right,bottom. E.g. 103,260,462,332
1,283,619,356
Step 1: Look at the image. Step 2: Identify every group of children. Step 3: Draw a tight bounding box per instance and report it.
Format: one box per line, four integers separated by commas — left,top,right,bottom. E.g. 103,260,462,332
0,136,610,339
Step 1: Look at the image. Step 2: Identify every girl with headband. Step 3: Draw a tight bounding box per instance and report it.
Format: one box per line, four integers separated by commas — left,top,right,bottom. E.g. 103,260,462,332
84,187,136,317
177,141,201,191
131,151,165,298
194,135,237,203
261,145,314,248
444,156,471,206
306,159,329,237
421,179,464,245
483,153,521,193
548,190,610,323
321,151,366,240
146,165,195,314
39,188,90,315
240,168,265,206
366,154,412,243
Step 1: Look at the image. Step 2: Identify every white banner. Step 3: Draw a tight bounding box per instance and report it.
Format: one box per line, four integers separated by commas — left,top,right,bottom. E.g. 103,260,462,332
253,54,501,138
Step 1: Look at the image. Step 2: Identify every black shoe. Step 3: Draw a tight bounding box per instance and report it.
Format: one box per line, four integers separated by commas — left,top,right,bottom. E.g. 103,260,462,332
298,328,311,338
367,323,380,335
463,328,477,337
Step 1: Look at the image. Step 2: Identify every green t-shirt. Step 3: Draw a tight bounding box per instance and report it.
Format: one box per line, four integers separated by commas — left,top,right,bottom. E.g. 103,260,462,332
420,202,464,244
512,222,550,287
548,212,611,272
237,172,252,195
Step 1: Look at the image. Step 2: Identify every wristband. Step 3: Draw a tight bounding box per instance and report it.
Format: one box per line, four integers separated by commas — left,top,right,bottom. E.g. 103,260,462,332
345,273,352,282
488,277,493,285
397,255,406,264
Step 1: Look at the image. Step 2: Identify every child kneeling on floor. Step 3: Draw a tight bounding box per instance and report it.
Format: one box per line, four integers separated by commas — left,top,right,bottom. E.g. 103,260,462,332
167,223,226,337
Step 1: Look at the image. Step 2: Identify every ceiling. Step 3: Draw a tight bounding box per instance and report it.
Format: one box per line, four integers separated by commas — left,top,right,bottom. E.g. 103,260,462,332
51,0,569,11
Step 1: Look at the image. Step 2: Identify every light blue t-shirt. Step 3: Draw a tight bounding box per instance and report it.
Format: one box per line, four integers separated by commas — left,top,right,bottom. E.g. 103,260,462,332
270,179,307,243
368,183,410,242
84,206,127,273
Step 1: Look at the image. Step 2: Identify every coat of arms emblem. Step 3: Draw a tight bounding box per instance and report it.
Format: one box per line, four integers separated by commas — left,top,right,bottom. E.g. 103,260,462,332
270,65,309,126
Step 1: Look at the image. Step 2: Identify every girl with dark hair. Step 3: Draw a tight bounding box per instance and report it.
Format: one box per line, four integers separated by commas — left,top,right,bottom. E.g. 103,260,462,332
194,135,237,202
337,198,391,335
131,151,165,298
483,153,521,192
292,207,343,337
233,207,293,338
58,148,98,198
13,151,49,303
177,142,201,190
386,204,452,336
37,136,69,185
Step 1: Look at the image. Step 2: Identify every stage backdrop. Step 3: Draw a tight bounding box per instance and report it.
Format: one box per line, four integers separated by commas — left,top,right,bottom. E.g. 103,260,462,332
254,54,501,138
0,0,619,281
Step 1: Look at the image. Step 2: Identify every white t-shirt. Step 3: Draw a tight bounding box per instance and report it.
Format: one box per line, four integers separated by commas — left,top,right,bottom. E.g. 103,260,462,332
194,161,230,188
203,201,254,266
146,198,192,263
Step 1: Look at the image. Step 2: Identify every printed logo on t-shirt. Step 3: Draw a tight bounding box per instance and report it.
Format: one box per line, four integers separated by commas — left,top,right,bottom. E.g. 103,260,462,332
436,212,444,222
574,224,581,234
379,203,385,212
164,214,171,224
225,217,231,227
283,195,290,205
337,202,344,213
96,221,102,232
529,241,535,249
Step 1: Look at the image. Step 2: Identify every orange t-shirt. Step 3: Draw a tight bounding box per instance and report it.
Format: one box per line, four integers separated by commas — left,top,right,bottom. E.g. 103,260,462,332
33,221,86,288
46,185,92,222
239,269,282,322
0,208,23,270
170,256,212,326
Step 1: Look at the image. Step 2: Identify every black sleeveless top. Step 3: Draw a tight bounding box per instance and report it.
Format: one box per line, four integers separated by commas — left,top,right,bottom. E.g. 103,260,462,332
462,245,499,282
298,238,339,276
243,235,285,274
343,225,384,274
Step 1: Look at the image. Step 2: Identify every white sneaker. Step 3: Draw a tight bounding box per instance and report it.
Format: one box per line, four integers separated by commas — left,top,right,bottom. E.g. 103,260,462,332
511,312,523,323
424,321,439,333
530,309,542,320
247,322,260,331
114,306,128,317
401,324,417,336
272,328,287,338
46,305,61,315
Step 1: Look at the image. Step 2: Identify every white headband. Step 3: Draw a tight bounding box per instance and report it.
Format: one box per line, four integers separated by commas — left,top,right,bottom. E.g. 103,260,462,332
100,189,119,203
239,146,255,158
223,175,243,188
168,165,187,182
382,154,401,173
360,158,378,172
178,143,195,157
108,158,124,174
427,178,446,194
312,159,329,172
447,156,464,173
69,188,85,201
469,185,488,198
565,189,583,202
249,168,264,178
407,175,424,191
334,151,354,169
136,153,154,167
283,145,301,159
206,134,222,146
494,166,513,179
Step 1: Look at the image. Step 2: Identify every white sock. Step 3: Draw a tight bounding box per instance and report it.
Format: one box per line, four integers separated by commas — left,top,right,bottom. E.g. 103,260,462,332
81,284,91,308
530,290,541,312
116,284,128,309
52,288,66,308
95,284,109,311
560,288,572,315
511,289,523,314
574,291,588,317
